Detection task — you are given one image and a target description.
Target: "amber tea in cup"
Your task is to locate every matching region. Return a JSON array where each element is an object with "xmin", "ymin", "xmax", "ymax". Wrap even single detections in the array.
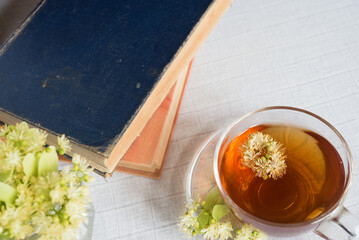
[
  {"xmin": 213, "ymin": 107, "xmax": 357, "ymax": 238},
  {"xmin": 219, "ymin": 124, "xmax": 345, "ymax": 223}
]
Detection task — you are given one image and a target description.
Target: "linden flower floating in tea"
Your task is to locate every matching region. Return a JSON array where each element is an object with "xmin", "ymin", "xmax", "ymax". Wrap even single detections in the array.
[
  {"xmin": 242, "ymin": 131, "xmax": 287, "ymax": 180},
  {"xmin": 178, "ymin": 187, "xmax": 267, "ymax": 240},
  {"xmin": 0, "ymin": 122, "xmax": 94, "ymax": 240}
]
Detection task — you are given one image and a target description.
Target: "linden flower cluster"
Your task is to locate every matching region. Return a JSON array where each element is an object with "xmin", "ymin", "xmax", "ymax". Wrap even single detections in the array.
[
  {"xmin": 234, "ymin": 224, "xmax": 267, "ymax": 240},
  {"xmin": 242, "ymin": 132, "xmax": 286, "ymax": 180},
  {"xmin": 0, "ymin": 122, "xmax": 94, "ymax": 240},
  {"xmin": 178, "ymin": 187, "xmax": 267, "ymax": 240}
]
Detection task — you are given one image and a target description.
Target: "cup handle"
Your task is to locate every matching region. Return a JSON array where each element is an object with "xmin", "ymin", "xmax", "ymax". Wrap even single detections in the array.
[{"xmin": 315, "ymin": 206, "xmax": 359, "ymax": 239}]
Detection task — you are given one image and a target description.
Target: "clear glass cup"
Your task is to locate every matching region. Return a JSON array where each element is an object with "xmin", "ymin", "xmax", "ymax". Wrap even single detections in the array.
[{"xmin": 210, "ymin": 106, "xmax": 358, "ymax": 238}]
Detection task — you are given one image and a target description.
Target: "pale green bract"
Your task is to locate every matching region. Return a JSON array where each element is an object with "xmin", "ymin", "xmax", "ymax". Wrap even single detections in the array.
[
  {"xmin": 178, "ymin": 187, "xmax": 267, "ymax": 240},
  {"xmin": 0, "ymin": 122, "xmax": 94, "ymax": 240}
]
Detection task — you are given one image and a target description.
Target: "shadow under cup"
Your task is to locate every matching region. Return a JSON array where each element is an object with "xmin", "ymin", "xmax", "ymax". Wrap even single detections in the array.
[{"xmin": 213, "ymin": 106, "xmax": 353, "ymax": 238}]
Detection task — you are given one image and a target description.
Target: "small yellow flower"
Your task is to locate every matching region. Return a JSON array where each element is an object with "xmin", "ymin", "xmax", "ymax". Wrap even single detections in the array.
[
  {"xmin": 218, "ymin": 222, "xmax": 233, "ymax": 240},
  {"xmin": 50, "ymin": 186, "xmax": 66, "ymax": 204},
  {"xmin": 57, "ymin": 134, "xmax": 71, "ymax": 155},
  {"xmin": 5, "ymin": 149, "xmax": 22, "ymax": 168},
  {"xmin": 185, "ymin": 195, "xmax": 200, "ymax": 210},
  {"xmin": 235, "ymin": 223, "xmax": 267, "ymax": 240},
  {"xmin": 179, "ymin": 212, "xmax": 199, "ymax": 229},
  {"xmin": 201, "ymin": 221, "xmax": 220, "ymax": 239},
  {"xmin": 242, "ymin": 131, "xmax": 286, "ymax": 180}
]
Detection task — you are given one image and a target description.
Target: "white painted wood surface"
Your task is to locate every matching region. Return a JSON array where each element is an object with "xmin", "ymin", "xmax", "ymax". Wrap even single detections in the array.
[{"xmin": 1, "ymin": 0, "xmax": 359, "ymax": 239}]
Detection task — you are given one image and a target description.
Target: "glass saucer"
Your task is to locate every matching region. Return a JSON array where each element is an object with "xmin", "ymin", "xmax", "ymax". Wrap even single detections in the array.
[{"xmin": 186, "ymin": 130, "xmax": 222, "ymax": 200}]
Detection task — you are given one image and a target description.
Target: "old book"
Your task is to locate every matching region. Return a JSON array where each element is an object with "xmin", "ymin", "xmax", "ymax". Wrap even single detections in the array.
[
  {"xmin": 0, "ymin": 0, "xmax": 231, "ymax": 176},
  {"xmin": 115, "ymin": 61, "xmax": 192, "ymax": 178},
  {"xmin": 59, "ymin": 60, "xmax": 190, "ymax": 178}
]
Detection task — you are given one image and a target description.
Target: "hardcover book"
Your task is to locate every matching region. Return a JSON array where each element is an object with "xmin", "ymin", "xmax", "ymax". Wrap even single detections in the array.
[
  {"xmin": 116, "ymin": 61, "xmax": 192, "ymax": 178},
  {"xmin": 59, "ymin": 61, "xmax": 190, "ymax": 178},
  {"xmin": 0, "ymin": 0, "xmax": 231, "ymax": 176}
]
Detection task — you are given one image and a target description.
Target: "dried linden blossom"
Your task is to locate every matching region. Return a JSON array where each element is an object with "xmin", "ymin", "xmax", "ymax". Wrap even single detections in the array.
[
  {"xmin": 57, "ymin": 134, "xmax": 71, "ymax": 155},
  {"xmin": 242, "ymin": 131, "xmax": 287, "ymax": 180},
  {"xmin": 0, "ymin": 122, "xmax": 94, "ymax": 240},
  {"xmin": 178, "ymin": 187, "xmax": 267, "ymax": 240},
  {"xmin": 234, "ymin": 224, "xmax": 267, "ymax": 240}
]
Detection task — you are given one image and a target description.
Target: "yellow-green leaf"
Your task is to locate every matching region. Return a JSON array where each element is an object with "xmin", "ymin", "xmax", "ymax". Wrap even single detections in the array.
[
  {"xmin": 23, "ymin": 152, "xmax": 39, "ymax": 177},
  {"xmin": 197, "ymin": 211, "xmax": 210, "ymax": 229},
  {"xmin": 38, "ymin": 146, "xmax": 59, "ymax": 176},
  {"xmin": 0, "ymin": 182, "xmax": 17, "ymax": 204},
  {"xmin": 0, "ymin": 169, "xmax": 13, "ymax": 182},
  {"xmin": 212, "ymin": 204, "xmax": 230, "ymax": 221},
  {"xmin": 204, "ymin": 187, "xmax": 224, "ymax": 211}
]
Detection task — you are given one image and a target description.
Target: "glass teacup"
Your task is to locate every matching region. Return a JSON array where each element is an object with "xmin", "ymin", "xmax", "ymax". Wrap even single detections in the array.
[{"xmin": 212, "ymin": 106, "xmax": 359, "ymax": 238}]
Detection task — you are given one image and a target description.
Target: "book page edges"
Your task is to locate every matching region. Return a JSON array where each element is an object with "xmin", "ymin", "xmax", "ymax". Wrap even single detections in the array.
[
  {"xmin": 117, "ymin": 61, "xmax": 189, "ymax": 172},
  {"xmin": 105, "ymin": 0, "xmax": 232, "ymax": 173},
  {"xmin": 151, "ymin": 59, "xmax": 193, "ymax": 169},
  {"xmin": 115, "ymin": 64, "xmax": 189, "ymax": 178},
  {"xmin": 117, "ymin": 83, "xmax": 178, "ymax": 172}
]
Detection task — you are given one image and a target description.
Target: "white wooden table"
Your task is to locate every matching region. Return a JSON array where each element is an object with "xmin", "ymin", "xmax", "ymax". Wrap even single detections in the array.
[{"xmin": 1, "ymin": 0, "xmax": 359, "ymax": 239}]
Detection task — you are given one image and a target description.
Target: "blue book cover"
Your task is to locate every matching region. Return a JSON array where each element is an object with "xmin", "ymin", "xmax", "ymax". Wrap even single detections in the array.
[{"xmin": 0, "ymin": 0, "xmax": 230, "ymax": 174}]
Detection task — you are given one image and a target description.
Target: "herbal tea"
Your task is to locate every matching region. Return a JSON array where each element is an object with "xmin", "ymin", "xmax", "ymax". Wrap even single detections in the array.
[{"xmin": 219, "ymin": 124, "xmax": 345, "ymax": 223}]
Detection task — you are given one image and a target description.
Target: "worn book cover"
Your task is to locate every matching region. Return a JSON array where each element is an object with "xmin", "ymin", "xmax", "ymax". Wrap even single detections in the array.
[{"xmin": 0, "ymin": 0, "xmax": 231, "ymax": 175}]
